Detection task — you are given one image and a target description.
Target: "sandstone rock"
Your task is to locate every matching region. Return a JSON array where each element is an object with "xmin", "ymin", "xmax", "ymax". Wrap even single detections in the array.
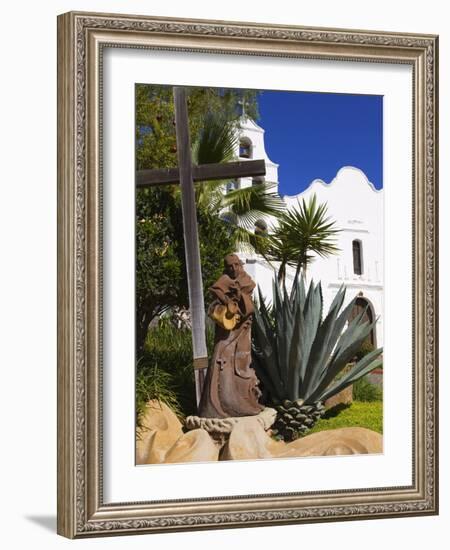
[
  {"xmin": 274, "ymin": 427, "xmax": 382, "ymax": 458},
  {"xmin": 220, "ymin": 417, "xmax": 275, "ymax": 460},
  {"xmin": 137, "ymin": 401, "xmax": 381, "ymax": 464},
  {"xmin": 218, "ymin": 418, "xmax": 381, "ymax": 461},
  {"xmin": 164, "ymin": 429, "xmax": 219, "ymax": 463},
  {"xmin": 136, "ymin": 400, "xmax": 183, "ymax": 464}
]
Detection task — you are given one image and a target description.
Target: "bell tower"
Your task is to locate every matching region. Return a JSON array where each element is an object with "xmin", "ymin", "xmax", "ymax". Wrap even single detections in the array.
[{"xmin": 230, "ymin": 116, "xmax": 279, "ymax": 194}]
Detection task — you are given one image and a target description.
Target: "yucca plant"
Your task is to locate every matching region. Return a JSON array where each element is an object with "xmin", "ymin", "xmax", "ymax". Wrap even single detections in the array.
[
  {"xmin": 252, "ymin": 277, "xmax": 383, "ymax": 441},
  {"xmin": 253, "ymin": 194, "xmax": 340, "ymax": 283}
]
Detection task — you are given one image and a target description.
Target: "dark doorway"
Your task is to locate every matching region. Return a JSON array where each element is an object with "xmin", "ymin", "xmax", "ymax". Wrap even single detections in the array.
[{"xmin": 349, "ymin": 297, "xmax": 375, "ymax": 346}]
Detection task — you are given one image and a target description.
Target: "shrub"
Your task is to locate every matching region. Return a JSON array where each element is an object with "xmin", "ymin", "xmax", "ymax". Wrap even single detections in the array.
[
  {"xmin": 136, "ymin": 315, "xmax": 215, "ymax": 424},
  {"xmin": 354, "ymin": 340, "xmax": 375, "ymax": 362},
  {"xmin": 353, "ymin": 376, "xmax": 383, "ymax": 402},
  {"xmin": 136, "ymin": 363, "xmax": 182, "ymax": 428}
]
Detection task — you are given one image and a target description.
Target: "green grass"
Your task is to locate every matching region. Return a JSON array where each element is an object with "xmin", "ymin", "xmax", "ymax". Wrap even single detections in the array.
[{"xmin": 308, "ymin": 401, "xmax": 383, "ymax": 435}]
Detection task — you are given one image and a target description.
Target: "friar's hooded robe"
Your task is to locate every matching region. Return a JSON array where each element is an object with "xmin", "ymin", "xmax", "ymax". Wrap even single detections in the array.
[{"xmin": 198, "ymin": 268, "xmax": 263, "ymax": 418}]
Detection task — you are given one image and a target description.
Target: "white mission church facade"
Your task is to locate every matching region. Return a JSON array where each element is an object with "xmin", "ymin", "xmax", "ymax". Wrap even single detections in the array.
[{"xmin": 229, "ymin": 116, "xmax": 384, "ymax": 348}]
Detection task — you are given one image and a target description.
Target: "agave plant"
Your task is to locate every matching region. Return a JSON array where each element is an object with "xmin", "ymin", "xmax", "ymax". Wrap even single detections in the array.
[{"xmin": 252, "ymin": 277, "xmax": 383, "ymax": 441}]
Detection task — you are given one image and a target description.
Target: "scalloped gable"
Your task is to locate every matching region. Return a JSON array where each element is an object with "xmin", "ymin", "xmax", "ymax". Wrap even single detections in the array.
[
  {"xmin": 283, "ymin": 166, "xmax": 383, "ymax": 233},
  {"xmin": 284, "ymin": 166, "xmax": 382, "ymax": 204}
]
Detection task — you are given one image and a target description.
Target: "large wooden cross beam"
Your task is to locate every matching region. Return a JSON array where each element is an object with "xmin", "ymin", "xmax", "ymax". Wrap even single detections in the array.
[
  {"xmin": 136, "ymin": 87, "xmax": 266, "ymax": 408},
  {"xmin": 136, "ymin": 159, "xmax": 266, "ymax": 187}
]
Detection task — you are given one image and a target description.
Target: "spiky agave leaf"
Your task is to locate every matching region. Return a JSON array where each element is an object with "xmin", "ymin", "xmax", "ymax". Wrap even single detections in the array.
[
  {"xmin": 286, "ymin": 284, "xmax": 305, "ymax": 400},
  {"xmin": 315, "ymin": 347, "xmax": 384, "ymax": 403},
  {"xmin": 305, "ymin": 315, "xmax": 379, "ymax": 404},
  {"xmin": 297, "ymin": 279, "xmax": 323, "ymax": 392},
  {"xmin": 252, "ymin": 298, "xmax": 284, "ymax": 401},
  {"xmin": 252, "ymin": 277, "xmax": 383, "ymax": 408},
  {"xmin": 256, "ymin": 285, "xmax": 276, "ymax": 343},
  {"xmin": 299, "ymin": 285, "xmax": 348, "ymax": 400},
  {"xmin": 301, "ymin": 292, "xmax": 359, "ymax": 400},
  {"xmin": 273, "ymin": 277, "xmax": 290, "ymax": 390}
]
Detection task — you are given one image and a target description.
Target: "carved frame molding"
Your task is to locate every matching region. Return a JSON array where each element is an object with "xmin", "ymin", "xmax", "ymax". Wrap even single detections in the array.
[{"xmin": 57, "ymin": 11, "xmax": 438, "ymax": 538}]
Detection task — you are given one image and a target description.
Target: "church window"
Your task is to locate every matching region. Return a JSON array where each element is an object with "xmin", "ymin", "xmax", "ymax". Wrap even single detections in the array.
[
  {"xmin": 352, "ymin": 240, "xmax": 363, "ymax": 275},
  {"xmin": 226, "ymin": 180, "xmax": 239, "ymax": 193},
  {"xmin": 239, "ymin": 138, "xmax": 252, "ymax": 158},
  {"xmin": 252, "ymin": 176, "xmax": 264, "ymax": 186}
]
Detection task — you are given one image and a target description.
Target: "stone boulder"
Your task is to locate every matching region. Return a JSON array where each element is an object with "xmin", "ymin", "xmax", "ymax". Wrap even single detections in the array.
[
  {"xmin": 136, "ymin": 400, "xmax": 184, "ymax": 464},
  {"xmin": 275, "ymin": 427, "xmax": 382, "ymax": 458},
  {"xmin": 221, "ymin": 423, "xmax": 381, "ymax": 461},
  {"xmin": 164, "ymin": 429, "xmax": 219, "ymax": 464},
  {"xmin": 220, "ymin": 417, "xmax": 275, "ymax": 460},
  {"xmin": 136, "ymin": 401, "xmax": 382, "ymax": 464}
]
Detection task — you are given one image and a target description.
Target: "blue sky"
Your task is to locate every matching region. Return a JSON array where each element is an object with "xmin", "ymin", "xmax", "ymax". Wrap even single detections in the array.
[{"xmin": 256, "ymin": 90, "xmax": 383, "ymax": 196}]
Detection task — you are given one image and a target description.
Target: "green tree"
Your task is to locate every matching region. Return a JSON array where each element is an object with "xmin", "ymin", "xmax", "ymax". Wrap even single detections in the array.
[
  {"xmin": 136, "ymin": 186, "xmax": 236, "ymax": 355},
  {"xmin": 135, "ymin": 85, "xmax": 274, "ymax": 355},
  {"xmin": 136, "ymin": 85, "xmax": 259, "ymax": 171}
]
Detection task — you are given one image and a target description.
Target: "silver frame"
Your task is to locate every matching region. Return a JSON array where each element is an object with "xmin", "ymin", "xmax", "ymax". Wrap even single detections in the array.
[{"xmin": 57, "ymin": 11, "xmax": 439, "ymax": 538}]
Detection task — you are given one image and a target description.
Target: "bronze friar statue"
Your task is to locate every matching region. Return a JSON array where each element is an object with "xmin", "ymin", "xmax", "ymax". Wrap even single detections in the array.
[{"xmin": 198, "ymin": 254, "xmax": 264, "ymax": 418}]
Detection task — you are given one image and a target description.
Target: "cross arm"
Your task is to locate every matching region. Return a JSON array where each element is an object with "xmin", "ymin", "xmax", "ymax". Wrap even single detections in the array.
[{"xmin": 136, "ymin": 159, "xmax": 266, "ymax": 188}]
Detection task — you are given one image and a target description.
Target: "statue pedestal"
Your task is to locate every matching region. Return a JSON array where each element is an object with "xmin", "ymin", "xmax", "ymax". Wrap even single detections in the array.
[{"xmin": 185, "ymin": 407, "xmax": 277, "ymax": 447}]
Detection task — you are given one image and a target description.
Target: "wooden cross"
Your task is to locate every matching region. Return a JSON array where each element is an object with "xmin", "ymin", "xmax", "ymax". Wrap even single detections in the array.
[{"xmin": 136, "ymin": 87, "xmax": 266, "ymax": 408}]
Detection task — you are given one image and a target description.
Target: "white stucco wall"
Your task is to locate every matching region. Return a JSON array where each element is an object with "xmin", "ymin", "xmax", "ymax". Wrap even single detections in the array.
[{"xmin": 234, "ymin": 119, "xmax": 384, "ymax": 347}]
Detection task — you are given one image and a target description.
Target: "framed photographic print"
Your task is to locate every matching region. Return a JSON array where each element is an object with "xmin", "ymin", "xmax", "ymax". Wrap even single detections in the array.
[{"xmin": 57, "ymin": 11, "xmax": 439, "ymax": 538}]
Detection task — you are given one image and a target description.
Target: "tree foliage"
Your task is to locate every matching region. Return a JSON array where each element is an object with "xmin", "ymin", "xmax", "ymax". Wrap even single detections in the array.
[
  {"xmin": 136, "ymin": 186, "xmax": 236, "ymax": 354},
  {"xmin": 136, "ymin": 85, "xmax": 258, "ymax": 171},
  {"xmin": 135, "ymin": 85, "xmax": 259, "ymax": 354}
]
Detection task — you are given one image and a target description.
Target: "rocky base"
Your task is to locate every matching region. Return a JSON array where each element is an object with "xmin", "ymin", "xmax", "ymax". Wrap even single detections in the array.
[
  {"xmin": 136, "ymin": 400, "xmax": 382, "ymax": 465},
  {"xmin": 185, "ymin": 408, "xmax": 277, "ymax": 446}
]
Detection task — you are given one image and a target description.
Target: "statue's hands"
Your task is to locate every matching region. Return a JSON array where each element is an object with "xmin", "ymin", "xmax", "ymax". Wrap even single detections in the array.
[{"xmin": 228, "ymin": 281, "xmax": 241, "ymax": 300}]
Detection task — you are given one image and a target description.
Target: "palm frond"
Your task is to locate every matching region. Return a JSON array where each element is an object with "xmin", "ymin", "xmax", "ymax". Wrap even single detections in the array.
[
  {"xmin": 221, "ymin": 182, "xmax": 285, "ymax": 230},
  {"xmin": 266, "ymin": 194, "xmax": 340, "ymax": 274},
  {"xmin": 191, "ymin": 112, "xmax": 238, "ymax": 165},
  {"xmin": 195, "ymin": 179, "xmax": 228, "ymax": 211}
]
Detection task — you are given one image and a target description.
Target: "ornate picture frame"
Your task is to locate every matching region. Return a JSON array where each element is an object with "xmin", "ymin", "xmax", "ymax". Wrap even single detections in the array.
[{"xmin": 57, "ymin": 11, "xmax": 438, "ymax": 538}]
